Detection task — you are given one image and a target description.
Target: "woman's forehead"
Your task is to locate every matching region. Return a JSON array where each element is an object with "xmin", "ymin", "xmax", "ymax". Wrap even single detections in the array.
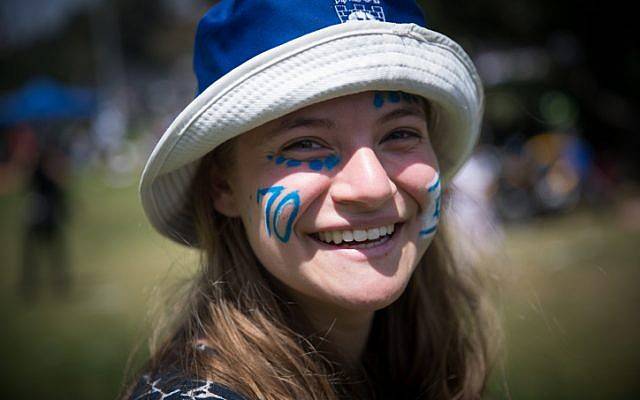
[
  {"xmin": 243, "ymin": 91, "xmax": 427, "ymax": 145},
  {"xmin": 287, "ymin": 91, "xmax": 425, "ymax": 118}
]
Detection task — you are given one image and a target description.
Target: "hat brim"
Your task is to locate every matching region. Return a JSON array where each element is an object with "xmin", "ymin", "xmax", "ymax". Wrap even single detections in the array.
[{"xmin": 140, "ymin": 21, "xmax": 484, "ymax": 247}]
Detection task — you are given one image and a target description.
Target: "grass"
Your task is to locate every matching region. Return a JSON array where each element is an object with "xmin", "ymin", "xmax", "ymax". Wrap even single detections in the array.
[
  {"xmin": 0, "ymin": 169, "xmax": 198, "ymax": 400},
  {"xmin": 1, "ymin": 169, "xmax": 638, "ymax": 399},
  {"xmin": 487, "ymin": 209, "xmax": 640, "ymax": 399}
]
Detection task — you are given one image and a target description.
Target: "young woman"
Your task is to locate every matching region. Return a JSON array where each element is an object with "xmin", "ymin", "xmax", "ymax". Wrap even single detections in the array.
[{"xmin": 127, "ymin": 1, "xmax": 496, "ymax": 399}]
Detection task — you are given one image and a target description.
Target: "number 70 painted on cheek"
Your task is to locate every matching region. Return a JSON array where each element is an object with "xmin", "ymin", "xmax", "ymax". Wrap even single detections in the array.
[{"xmin": 256, "ymin": 186, "xmax": 301, "ymax": 243}]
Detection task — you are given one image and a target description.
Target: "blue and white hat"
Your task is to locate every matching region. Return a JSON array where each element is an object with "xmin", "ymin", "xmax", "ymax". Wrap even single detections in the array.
[{"xmin": 140, "ymin": 0, "xmax": 484, "ymax": 247}]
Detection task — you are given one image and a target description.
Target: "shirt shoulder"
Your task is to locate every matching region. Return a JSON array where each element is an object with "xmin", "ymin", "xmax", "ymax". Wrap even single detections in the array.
[{"xmin": 129, "ymin": 372, "xmax": 248, "ymax": 400}]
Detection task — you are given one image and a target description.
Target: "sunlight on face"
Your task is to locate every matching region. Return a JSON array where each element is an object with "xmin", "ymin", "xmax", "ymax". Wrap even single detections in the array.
[{"xmin": 219, "ymin": 91, "xmax": 440, "ymax": 314}]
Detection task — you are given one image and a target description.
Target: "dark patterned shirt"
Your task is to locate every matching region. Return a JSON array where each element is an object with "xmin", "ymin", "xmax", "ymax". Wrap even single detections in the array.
[{"xmin": 130, "ymin": 373, "xmax": 248, "ymax": 400}]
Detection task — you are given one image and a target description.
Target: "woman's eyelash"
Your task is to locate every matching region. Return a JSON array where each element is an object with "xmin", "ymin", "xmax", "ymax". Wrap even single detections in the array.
[
  {"xmin": 382, "ymin": 130, "xmax": 422, "ymax": 142},
  {"xmin": 282, "ymin": 139, "xmax": 326, "ymax": 151}
]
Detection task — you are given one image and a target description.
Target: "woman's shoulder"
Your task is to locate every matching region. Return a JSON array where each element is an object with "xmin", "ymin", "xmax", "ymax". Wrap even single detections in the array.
[{"xmin": 129, "ymin": 371, "xmax": 248, "ymax": 400}]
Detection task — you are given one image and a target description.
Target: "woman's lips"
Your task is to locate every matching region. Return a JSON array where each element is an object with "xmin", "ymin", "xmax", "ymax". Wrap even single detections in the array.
[
  {"xmin": 312, "ymin": 223, "xmax": 396, "ymax": 245},
  {"xmin": 307, "ymin": 223, "xmax": 404, "ymax": 260}
]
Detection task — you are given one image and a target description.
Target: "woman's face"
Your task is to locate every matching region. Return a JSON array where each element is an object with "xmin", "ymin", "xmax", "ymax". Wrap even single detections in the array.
[{"xmin": 215, "ymin": 91, "xmax": 441, "ymax": 313}]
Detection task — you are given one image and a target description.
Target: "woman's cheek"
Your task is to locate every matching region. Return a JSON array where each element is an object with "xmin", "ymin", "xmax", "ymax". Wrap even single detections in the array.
[
  {"xmin": 253, "ymin": 172, "xmax": 329, "ymax": 244},
  {"xmin": 391, "ymin": 163, "xmax": 440, "ymax": 239},
  {"xmin": 417, "ymin": 171, "xmax": 441, "ymax": 239},
  {"xmin": 255, "ymin": 185, "xmax": 301, "ymax": 244}
]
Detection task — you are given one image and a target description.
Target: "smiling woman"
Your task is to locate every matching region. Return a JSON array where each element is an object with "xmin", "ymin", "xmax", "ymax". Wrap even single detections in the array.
[
  {"xmin": 126, "ymin": 1, "xmax": 494, "ymax": 399},
  {"xmin": 215, "ymin": 92, "xmax": 438, "ymax": 318}
]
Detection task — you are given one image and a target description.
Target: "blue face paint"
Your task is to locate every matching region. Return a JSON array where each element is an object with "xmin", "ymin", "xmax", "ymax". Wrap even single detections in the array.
[
  {"xmin": 323, "ymin": 154, "xmax": 340, "ymax": 170},
  {"xmin": 272, "ymin": 191, "xmax": 300, "ymax": 242},
  {"xmin": 419, "ymin": 173, "xmax": 442, "ymax": 238},
  {"xmin": 401, "ymin": 92, "xmax": 413, "ymax": 103},
  {"xmin": 267, "ymin": 154, "xmax": 341, "ymax": 172},
  {"xmin": 373, "ymin": 92, "xmax": 385, "ymax": 108},
  {"xmin": 373, "ymin": 91, "xmax": 422, "ymax": 108},
  {"xmin": 256, "ymin": 185, "xmax": 300, "ymax": 243},
  {"xmin": 308, "ymin": 159, "xmax": 324, "ymax": 171}
]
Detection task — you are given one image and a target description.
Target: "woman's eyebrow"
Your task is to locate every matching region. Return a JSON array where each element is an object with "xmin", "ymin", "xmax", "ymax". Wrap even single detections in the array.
[
  {"xmin": 376, "ymin": 106, "xmax": 427, "ymax": 125},
  {"xmin": 279, "ymin": 116, "xmax": 336, "ymax": 131},
  {"xmin": 263, "ymin": 116, "xmax": 336, "ymax": 144}
]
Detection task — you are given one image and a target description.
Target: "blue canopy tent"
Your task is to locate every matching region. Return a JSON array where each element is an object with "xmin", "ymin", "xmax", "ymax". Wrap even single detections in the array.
[{"xmin": 0, "ymin": 78, "xmax": 96, "ymax": 127}]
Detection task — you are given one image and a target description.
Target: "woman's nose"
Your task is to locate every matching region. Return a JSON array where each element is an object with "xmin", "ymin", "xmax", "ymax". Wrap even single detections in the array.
[{"xmin": 329, "ymin": 147, "xmax": 397, "ymax": 210}]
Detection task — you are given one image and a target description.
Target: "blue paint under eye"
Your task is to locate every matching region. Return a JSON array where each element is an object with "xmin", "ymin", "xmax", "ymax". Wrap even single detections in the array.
[
  {"xmin": 268, "ymin": 154, "xmax": 341, "ymax": 171},
  {"xmin": 388, "ymin": 91, "xmax": 400, "ymax": 103},
  {"xmin": 256, "ymin": 185, "xmax": 300, "ymax": 243},
  {"xmin": 373, "ymin": 92, "xmax": 385, "ymax": 108},
  {"xmin": 308, "ymin": 159, "xmax": 323, "ymax": 171},
  {"xmin": 324, "ymin": 154, "xmax": 340, "ymax": 170}
]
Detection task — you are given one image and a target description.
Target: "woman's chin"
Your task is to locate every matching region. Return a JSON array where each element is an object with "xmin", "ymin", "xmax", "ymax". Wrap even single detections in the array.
[{"xmin": 322, "ymin": 280, "xmax": 410, "ymax": 312}]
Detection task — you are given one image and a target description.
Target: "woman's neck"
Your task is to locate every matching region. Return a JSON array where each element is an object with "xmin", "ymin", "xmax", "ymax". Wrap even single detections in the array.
[{"xmin": 291, "ymin": 292, "xmax": 374, "ymax": 365}]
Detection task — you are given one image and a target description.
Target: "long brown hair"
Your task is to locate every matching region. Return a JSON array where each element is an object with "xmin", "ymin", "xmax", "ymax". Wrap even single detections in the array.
[{"xmin": 125, "ymin": 138, "xmax": 498, "ymax": 399}]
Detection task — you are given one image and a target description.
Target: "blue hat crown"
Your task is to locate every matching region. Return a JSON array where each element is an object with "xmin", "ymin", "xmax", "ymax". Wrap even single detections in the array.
[{"xmin": 194, "ymin": 0, "xmax": 426, "ymax": 94}]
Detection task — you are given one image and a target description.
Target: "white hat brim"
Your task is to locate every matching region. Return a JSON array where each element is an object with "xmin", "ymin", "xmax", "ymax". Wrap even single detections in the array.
[{"xmin": 140, "ymin": 21, "xmax": 484, "ymax": 247}]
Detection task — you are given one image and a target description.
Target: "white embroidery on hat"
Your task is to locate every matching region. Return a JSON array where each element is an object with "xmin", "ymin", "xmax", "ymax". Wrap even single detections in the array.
[{"xmin": 334, "ymin": 0, "xmax": 386, "ymax": 23}]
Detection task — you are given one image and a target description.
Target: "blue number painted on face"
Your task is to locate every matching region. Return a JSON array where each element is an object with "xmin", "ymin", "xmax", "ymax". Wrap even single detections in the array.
[
  {"xmin": 273, "ymin": 191, "xmax": 300, "ymax": 242},
  {"xmin": 256, "ymin": 186, "xmax": 285, "ymax": 237},
  {"xmin": 268, "ymin": 154, "xmax": 341, "ymax": 172},
  {"xmin": 256, "ymin": 185, "xmax": 300, "ymax": 243},
  {"xmin": 419, "ymin": 173, "xmax": 442, "ymax": 238}
]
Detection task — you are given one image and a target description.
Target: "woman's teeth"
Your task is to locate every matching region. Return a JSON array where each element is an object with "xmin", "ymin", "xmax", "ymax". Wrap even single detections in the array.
[{"xmin": 316, "ymin": 224, "xmax": 395, "ymax": 245}]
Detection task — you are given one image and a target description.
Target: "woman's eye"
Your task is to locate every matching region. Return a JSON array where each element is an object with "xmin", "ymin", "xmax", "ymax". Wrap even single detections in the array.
[
  {"xmin": 282, "ymin": 139, "xmax": 326, "ymax": 151},
  {"xmin": 382, "ymin": 130, "xmax": 422, "ymax": 143}
]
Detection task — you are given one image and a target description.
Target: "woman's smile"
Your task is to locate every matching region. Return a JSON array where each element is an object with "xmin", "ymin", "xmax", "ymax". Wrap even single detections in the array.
[{"xmin": 306, "ymin": 221, "xmax": 403, "ymax": 261}]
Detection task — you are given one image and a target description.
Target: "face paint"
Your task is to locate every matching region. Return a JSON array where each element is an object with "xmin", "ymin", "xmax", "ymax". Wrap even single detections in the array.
[
  {"xmin": 419, "ymin": 172, "xmax": 441, "ymax": 238},
  {"xmin": 373, "ymin": 92, "xmax": 385, "ymax": 108},
  {"xmin": 267, "ymin": 154, "xmax": 341, "ymax": 172},
  {"xmin": 373, "ymin": 91, "xmax": 422, "ymax": 108},
  {"xmin": 256, "ymin": 185, "xmax": 301, "ymax": 243}
]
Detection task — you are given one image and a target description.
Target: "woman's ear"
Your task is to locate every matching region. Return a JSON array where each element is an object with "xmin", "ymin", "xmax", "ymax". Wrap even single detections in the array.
[{"xmin": 211, "ymin": 175, "xmax": 240, "ymax": 217}]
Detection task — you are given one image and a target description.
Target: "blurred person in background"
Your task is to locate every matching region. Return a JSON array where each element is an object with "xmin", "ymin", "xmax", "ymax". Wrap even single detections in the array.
[
  {"xmin": 524, "ymin": 132, "xmax": 593, "ymax": 214},
  {"xmin": 495, "ymin": 131, "xmax": 595, "ymax": 222},
  {"xmin": 19, "ymin": 133, "xmax": 71, "ymax": 301},
  {"xmin": 125, "ymin": 1, "xmax": 497, "ymax": 399}
]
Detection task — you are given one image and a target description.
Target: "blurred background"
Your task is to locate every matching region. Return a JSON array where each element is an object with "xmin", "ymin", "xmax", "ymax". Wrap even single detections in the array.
[{"xmin": 0, "ymin": 0, "xmax": 638, "ymax": 399}]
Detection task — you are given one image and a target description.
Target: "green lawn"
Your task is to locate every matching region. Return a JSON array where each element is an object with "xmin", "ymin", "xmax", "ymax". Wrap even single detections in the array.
[
  {"xmin": 1, "ymin": 170, "xmax": 638, "ymax": 399},
  {"xmin": 0, "ymin": 170, "xmax": 198, "ymax": 399},
  {"xmin": 487, "ymin": 210, "xmax": 640, "ymax": 399}
]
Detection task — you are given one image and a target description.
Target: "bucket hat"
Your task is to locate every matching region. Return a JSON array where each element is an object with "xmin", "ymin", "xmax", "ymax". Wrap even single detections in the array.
[{"xmin": 140, "ymin": 0, "xmax": 484, "ymax": 247}]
